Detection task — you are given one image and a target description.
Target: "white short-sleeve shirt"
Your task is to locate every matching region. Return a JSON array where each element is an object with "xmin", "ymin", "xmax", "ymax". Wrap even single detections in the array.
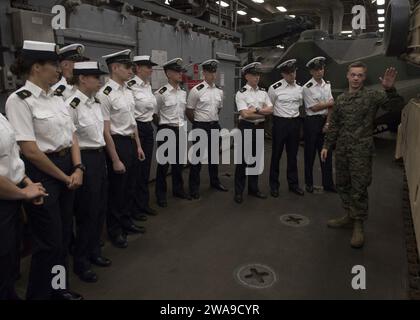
[
  {"xmin": 127, "ymin": 75, "xmax": 157, "ymax": 123},
  {"xmin": 186, "ymin": 81, "xmax": 223, "ymax": 122},
  {"xmin": 97, "ymin": 79, "xmax": 137, "ymax": 136},
  {"xmin": 5, "ymin": 80, "xmax": 76, "ymax": 153},
  {"xmin": 235, "ymin": 84, "xmax": 272, "ymax": 124},
  {"xmin": 0, "ymin": 113, "xmax": 25, "ymax": 184},
  {"xmin": 154, "ymin": 83, "xmax": 187, "ymax": 127},
  {"xmin": 66, "ymin": 89, "xmax": 106, "ymax": 149},
  {"xmin": 302, "ymin": 78, "xmax": 334, "ymax": 116},
  {"xmin": 268, "ymin": 79, "xmax": 303, "ymax": 118}
]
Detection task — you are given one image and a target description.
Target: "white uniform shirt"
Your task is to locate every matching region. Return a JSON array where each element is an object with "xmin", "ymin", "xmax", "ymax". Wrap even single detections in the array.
[
  {"xmin": 268, "ymin": 79, "xmax": 303, "ymax": 118},
  {"xmin": 302, "ymin": 78, "xmax": 333, "ymax": 116},
  {"xmin": 154, "ymin": 83, "xmax": 187, "ymax": 127},
  {"xmin": 6, "ymin": 80, "xmax": 76, "ymax": 153},
  {"xmin": 186, "ymin": 81, "xmax": 223, "ymax": 122},
  {"xmin": 127, "ymin": 75, "xmax": 157, "ymax": 122},
  {"xmin": 51, "ymin": 76, "xmax": 76, "ymax": 100},
  {"xmin": 66, "ymin": 90, "xmax": 106, "ymax": 149},
  {"xmin": 97, "ymin": 79, "xmax": 137, "ymax": 136},
  {"xmin": 0, "ymin": 114, "xmax": 25, "ymax": 184},
  {"xmin": 235, "ymin": 84, "xmax": 272, "ymax": 124}
]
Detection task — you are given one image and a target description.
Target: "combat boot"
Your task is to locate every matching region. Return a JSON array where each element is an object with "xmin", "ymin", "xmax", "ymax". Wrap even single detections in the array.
[
  {"xmin": 327, "ymin": 214, "xmax": 353, "ymax": 228},
  {"xmin": 350, "ymin": 220, "xmax": 364, "ymax": 248}
]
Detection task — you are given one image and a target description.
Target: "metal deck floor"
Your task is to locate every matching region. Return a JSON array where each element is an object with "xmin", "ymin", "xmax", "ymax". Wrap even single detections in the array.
[{"xmin": 16, "ymin": 136, "xmax": 408, "ymax": 299}]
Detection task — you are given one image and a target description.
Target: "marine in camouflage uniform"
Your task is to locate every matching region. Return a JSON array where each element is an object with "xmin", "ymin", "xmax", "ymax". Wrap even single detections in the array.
[{"xmin": 322, "ymin": 62, "xmax": 404, "ymax": 248}]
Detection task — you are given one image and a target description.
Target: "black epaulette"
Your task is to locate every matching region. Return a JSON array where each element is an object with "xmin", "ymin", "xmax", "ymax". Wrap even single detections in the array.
[
  {"xmin": 273, "ymin": 81, "xmax": 282, "ymax": 89},
  {"xmin": 326, "ymin": 80, "xmax": 330, "ymax": 84},
  {"xmin": 215, "ymin": 85, "xmax": 222, "ymax": 90},
  {"xmin": 54, "ymin": 85, "xmax": 66, "ymax": 96},
  {"xmin": 197, "ymin": 84, "xmax": 205, "ymax": 91},
  {"xmin": 180, "ymin": 86, "xmax": 186, "ymax": 91},
  {"xmin": 127, "ymin": 79, "xmax": 137, "ymax": 88},
  {"xmin": 239, "ymin": 87, "xmax": 247, "ymax": 93},
  {"xmin": 159, "ymin": 86, "xmax": 167, "ymax": 95},
  {"xmin": 70, "ymin": 97, "xmax": 81, "ymax": 109},
  {"xmin": 94, "ymin": 97, "xmax": 101, "ymax": 104},
  {"xmin": 306, "ymin": 82, "xmax": 313, "ymax": 88},
  {"xmin": 103, "ymin": 86, "xmax": 112, "ymax": 96},
  {"xmin": 16, "ymin": 90, "xmax": 32, "ymax": 100},
  {"xmin": 259, "ymin": 87, "xmax": 266, "ymax": 91}
]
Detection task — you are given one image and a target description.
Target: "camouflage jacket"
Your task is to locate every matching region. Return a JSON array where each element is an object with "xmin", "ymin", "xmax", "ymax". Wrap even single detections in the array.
[{"xmin": 323, "ymin": 87, "xmax": 404, "ymax": 152}]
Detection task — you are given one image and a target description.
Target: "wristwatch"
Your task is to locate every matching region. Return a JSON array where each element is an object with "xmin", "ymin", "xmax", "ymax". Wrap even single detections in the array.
[{"xmin": 73, "ymin": 163, "xmax": 86, "ymax": 173}]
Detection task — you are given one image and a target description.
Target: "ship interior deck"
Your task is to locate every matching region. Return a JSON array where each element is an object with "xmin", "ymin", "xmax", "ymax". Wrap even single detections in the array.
[{"xmin": 16, "ymin": 135, "xmax": 408, "ymax": 299}]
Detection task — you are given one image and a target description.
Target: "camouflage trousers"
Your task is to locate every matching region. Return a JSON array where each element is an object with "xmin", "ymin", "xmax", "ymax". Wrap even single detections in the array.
[{"xmin": 335, "ymin": 146, "xmax": 373, "ymax": 220}]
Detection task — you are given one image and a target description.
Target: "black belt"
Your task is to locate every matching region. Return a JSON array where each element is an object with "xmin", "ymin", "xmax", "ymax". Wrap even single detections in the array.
[
  {"xmin": 80, "ymin": 147, "xmax": 104, "ymax": 153},
  {"xmin": 239, "ymin": 120, "xmax": 263, "ymax": 126},
  {"xmin": 136, "ymin": 120, "xmax": 153, "ymax": 124},
  {"xmin": 46, "ymin": 148, "xmax": 70, "ymax": 158},
  {"xmin": 111, "ymin": 134, "xmax": 135, "ymax": 140},
  {"xmin": 194, "ymin": 121, "xmax": 219, "ymax": 125},
  {"xmin": 307, "ymin": 114, "xmax": 327, "ymax": 118},
  {"xmin": 273, "ymin": 116, "xmax": 300, "ymax": 120}
]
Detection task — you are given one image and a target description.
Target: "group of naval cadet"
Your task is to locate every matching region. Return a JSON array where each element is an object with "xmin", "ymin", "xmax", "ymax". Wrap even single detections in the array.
[{"xmin": 0, "ymin": 39, "xmax": 404, "ymax": 300}]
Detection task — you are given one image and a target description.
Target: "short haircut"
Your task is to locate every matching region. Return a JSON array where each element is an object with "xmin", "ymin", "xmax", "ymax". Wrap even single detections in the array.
[{"xmin": 348, "ymin": 61, "xmax": 367, "ymax": 72}]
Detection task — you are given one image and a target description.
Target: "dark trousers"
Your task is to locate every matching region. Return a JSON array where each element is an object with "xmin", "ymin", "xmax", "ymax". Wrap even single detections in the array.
[
  {"xmin": 303, "ymin": 115, "xmax": 334, "ymax": 188},
  {"xmin": 0, "ymin": 199, "xmax": 20, "ymax": 300},
  {"xmin": 106, "ymin": 135, "xmax": 137, "ymax": 238},
  {"xmin": 134, "ymin": 121, "xmax": 155, "ymax": 211},
  {"xmin": 73, "ymin": 149, "xmax": 107, "ymax": 273},
  {"xmin": 155, "ymin": 125, "xmax": 185, "ymax": 201},
  {"xmin": 189, "ymin": 121, "xmax": 221, "ymax": 194},
  {"xmin": 269, "ymin": 116, "xmax": 301, "ymax": 191},
  {"xmin": 23, "ymin": 152, "xmax": 74, "ymax": 300},
  {"xmin": 234, "ymin": 120, "xmax": 260, "ymax": 195}
]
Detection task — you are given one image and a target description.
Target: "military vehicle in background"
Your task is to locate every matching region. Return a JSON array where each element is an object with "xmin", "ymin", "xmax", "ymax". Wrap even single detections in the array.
[{"xmin": 238, "ymin": 1, "xmax": 420, "ymax": 135}]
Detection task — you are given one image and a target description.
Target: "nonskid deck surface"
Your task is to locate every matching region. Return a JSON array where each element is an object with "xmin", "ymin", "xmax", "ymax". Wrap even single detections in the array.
[{"xmin": 16, "ymin": 137, "xmax": 408, "ymax": 299}]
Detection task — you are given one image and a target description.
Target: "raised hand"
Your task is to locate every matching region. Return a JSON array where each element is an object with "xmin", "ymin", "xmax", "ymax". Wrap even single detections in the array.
[{"xmin": 379, "ymin": 67, "xmax": 398, "ymax": 90}]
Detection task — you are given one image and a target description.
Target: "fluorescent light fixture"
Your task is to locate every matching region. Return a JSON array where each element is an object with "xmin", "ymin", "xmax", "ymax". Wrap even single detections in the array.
[
  {"xmin": 341, "ymin": 30, "xmax": 352, "ymax": 34},
  {"xmin": 276, "ymin": 6, "xmax": 287, "ymax": 12},
  {"xmin": 348, "ymin": 35, "xmax": 352, "ymax": 38},
  {"xmin": 237, "ymin": 10, "xmax": 247, "ymax": 15},
  {"xmin": 288, "ymin": 15, "xmax": 296, "ymax": 18},
  {"xmin": 378, "ymin": 16, "xmax": 385, "ymax": 22},
  {"xmin": 216, "ymin": 1, "xmax": 229, "ymax": 7},
  {"xmin": 377, "ymin": 9, "xmax": 385, "ymax": 14},
  {"xmin": 251, "ymin": 17, "xmax": 261, "ymax": 22},
  {"xmin": 252, "ymin": 0, "xmax": 264, "ymax": 3},
  {"xmin": 378, "ymin": 23, "xmax": 385, "ymax": 28},
  {"xmin": 379, "ymin": 28, "xmax": 384, "ymax": 32},
  {"xmin": 277, "ymin": 44, "xmax": 285, "ymax": 49},
  {"xmin": 377, "ymin": 0, "xmax": 385, "ymax": 5}
]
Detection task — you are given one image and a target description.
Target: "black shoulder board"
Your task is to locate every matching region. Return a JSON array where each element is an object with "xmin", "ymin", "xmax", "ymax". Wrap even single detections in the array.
[
  {"xmin": 259, "ymin": 87, "xmax": 266, "ymax": 91},
  {"xmin": 54, "ymin": 85, "xmax": 66, "ymax": 96},
  {"xmin": 16, "ymin": 90, "xmax": 32, "ymax": 100},
  {"xmin": 103, "ymin": 86, "xmax": 112, "ymax": 96},
  {"xmin": 197, "ymin": 84, "xmax": 205, "ymax": 91},
  {"xmin": 239, "ymin": 87, "xmax": 247, "ymax": 93},
  {"xmin": 326, "ymin": 80, "xmax": 330, "ymax": 84},
  {"xmin": 94, "ymin": 97, "xmax": 101, "ymax": 104},
  {"xmin": 306, "ymin": 82, "xmax": 313, "ymax": 88},
  {"xmin": 215, "ymin": 84, "xmax": 222, "ymax": 90},
  {"xmin": 273, "ymin": 82, "xmax": 282, "ymax": 89},
  {"xmin": 180, "ymin": 86, "xmax": 186, "ymax": 91},
  {"xmin": 70, "ymin": 97, "xmax": 81, "ymax": 109},
  {"xmin": 159, "ymin": 86, "xmax": 167, "ymax": 95},
  {"xmin": 127, "ymin": 79, "xmax": 136, "ymax": 87}
]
